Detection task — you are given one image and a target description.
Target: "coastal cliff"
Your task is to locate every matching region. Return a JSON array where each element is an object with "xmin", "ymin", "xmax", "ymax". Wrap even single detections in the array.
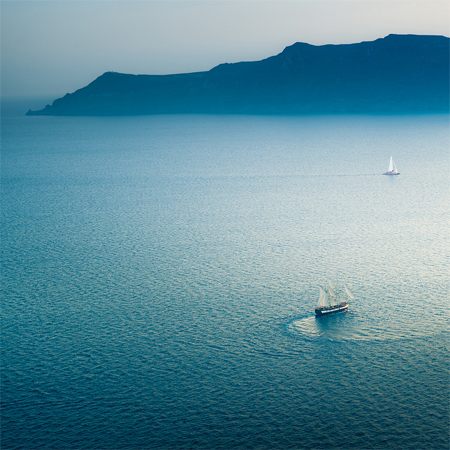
[{"xmin": 27, "ymin": 34, "xmax": 449, "ymax": 116}]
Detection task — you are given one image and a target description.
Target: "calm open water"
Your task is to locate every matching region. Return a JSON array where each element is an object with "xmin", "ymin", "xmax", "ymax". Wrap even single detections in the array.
[{"xmin": 2, "ymin": 101, "xmax": 449, "ymax": 449}]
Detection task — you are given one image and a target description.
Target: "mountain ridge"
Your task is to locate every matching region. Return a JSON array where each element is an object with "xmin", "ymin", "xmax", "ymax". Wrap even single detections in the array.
[{"xmin": 27, "ymin": 34, "xmax": 450, "ymax": 116}]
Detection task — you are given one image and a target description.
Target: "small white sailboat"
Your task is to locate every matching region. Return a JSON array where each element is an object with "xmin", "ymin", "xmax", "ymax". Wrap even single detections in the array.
[
  {"xmin": 383, "ymin": 156, "xmax": 400, "ymax": 175},
  {"xmin": 315, "ymin": 281, "xmax": 354, "ymax": 316}
]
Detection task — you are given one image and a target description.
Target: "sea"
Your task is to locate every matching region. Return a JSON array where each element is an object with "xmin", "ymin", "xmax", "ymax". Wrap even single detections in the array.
[{"xmin": 2, "ymin": 99, "xmax": 449, "ymax": 450}]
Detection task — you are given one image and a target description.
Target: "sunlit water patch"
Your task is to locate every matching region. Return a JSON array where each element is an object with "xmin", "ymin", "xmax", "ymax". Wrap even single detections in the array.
[{"xmin": 2, "ymin": 111, "xmax": 448, "ymax": 450}]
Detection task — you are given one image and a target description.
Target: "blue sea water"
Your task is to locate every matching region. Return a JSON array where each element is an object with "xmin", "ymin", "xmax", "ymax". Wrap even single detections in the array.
[{"xmin": 1, "ymin": 101, "xmax": 449, "ymax": 449}]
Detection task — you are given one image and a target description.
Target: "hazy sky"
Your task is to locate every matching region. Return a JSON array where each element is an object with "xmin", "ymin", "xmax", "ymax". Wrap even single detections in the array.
[{"xmin": 2, "ymin": 0, "xmax": 449, "ymax": 98}]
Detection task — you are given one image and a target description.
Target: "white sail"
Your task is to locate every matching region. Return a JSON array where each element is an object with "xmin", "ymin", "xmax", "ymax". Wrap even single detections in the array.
[
  {"xmin": 317, "ymin": 287, "xmax": 328, "ymax": 307},
  {"xmin": 328, "ymin": 281, "xmax": 338, "ymax": 306},
  {"xmin": 328, "ymin": 282, "xmax": 336, "ymax": 298},
  {"xmin": 393, "ymin": 160, "xmax": 398, "ymax": 173},
  {"xmin": 388, "ymin": 156, "xmax": 394, "ymax": 172},
  {"xmin": 344, "ymin": 285, "xmax": 355, "ymax": 300}
]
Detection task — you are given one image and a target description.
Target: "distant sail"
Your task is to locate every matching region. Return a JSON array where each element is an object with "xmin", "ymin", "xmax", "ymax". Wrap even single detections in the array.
[
  {"xmin": 344, "ymin": 285, "xmax": 355, "ymax": 300},
  {"xmin": 384, "ymin": 156, "xmax": 400, "ymax": 175}
]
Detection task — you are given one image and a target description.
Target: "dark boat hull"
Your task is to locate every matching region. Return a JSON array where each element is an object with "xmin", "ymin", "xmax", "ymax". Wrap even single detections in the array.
[
  {"xmin": 315, "ymin": 302, "xmax": 349, "ymax": 316},
  {"xmin": 383, "ymin": 172, "xmax": 400, "ymax": 175}
]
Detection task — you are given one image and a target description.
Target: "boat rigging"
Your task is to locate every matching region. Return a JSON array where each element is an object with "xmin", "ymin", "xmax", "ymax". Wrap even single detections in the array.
[{"xmin": 315, "ymin": 281, "xmax": 354, "ymax": 316}]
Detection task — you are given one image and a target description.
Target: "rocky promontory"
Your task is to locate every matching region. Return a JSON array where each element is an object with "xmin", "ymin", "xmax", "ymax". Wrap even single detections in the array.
[{"xmin": 27, "ymin": 34, "xmax": 449, "ymax": 116}]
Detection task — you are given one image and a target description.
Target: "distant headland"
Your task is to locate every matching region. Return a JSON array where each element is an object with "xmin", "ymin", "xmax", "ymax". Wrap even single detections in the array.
[{"xmin": 27, "ymin": 34, "xmax": 449, "ymax": 116}]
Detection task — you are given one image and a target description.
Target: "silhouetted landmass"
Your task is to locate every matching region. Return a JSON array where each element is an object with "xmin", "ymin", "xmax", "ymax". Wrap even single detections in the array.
[{"xmin": 27, "ymin": 34, "xmax": 449, "ymax": 116}]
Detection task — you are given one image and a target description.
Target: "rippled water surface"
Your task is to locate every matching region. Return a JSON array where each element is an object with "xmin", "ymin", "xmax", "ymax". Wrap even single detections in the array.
[{"xmin": 2, "ymin": 105, "xmax": 449, "ymax": 449}]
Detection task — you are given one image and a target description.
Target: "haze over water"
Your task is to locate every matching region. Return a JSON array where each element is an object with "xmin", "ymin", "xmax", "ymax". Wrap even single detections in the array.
[{"xmin": 2, "ymin": 105, "xmax": 448, "ymax": 449}]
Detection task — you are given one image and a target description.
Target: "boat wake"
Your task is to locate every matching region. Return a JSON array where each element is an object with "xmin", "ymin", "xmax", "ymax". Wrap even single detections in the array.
[{"xmin": 288, "ymin": 312, "xmax": 432, "ymax": 342}]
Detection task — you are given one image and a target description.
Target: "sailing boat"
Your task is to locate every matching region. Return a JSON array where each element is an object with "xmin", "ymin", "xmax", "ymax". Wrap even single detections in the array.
[
  {"xmin": 315, "ymin": 281, "xmax": 354, "ymax": 316},
  {"xmin": 383, "ymin": 156, "xmax": 400, "ymax": 175}
]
